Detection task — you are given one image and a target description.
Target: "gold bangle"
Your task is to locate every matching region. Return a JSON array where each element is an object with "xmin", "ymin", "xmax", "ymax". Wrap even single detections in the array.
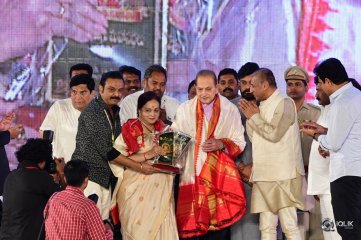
[
  {"xmin": 144, "ymin": 152, "xmax": 147, "ymax": 160},
  {"xmin": 140, "ymin": 162, "xmax": 143, "ymax": 171}
]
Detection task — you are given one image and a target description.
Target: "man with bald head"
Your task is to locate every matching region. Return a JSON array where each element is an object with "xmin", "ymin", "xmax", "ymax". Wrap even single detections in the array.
[{"xmin": 240, "ymin": 68, "xmax": 306, "ymax": 240}]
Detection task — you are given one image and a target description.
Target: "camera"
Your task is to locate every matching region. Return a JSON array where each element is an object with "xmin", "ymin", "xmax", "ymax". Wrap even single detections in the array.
[{"xmin": 42, "ymin": 130, "xmax": 57, "ymax": 174}]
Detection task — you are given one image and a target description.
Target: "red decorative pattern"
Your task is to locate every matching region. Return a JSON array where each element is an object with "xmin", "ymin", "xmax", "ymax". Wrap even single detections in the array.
[
  {"xmin": 297, "ymin": 0, "xmax": 337, "ymax": 100},
  {"xmin": 121, "ymin": 118, "xmax": 166, "ymax": 155}
]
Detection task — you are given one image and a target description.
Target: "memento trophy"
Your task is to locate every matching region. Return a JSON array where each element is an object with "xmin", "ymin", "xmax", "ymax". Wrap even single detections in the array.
[{"xmin": 152, "ymin": 130, "xmax": 192, "ymax": 174}]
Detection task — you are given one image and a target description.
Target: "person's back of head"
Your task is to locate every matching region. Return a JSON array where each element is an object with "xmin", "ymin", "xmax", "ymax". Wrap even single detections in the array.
[
  {"xmin": 313, "ymin": 58, "xmax": 349, "ymax": 85},
  {"xmin": 349, "ymin": 78, "xmax": 361, "ymax": 91},
  {"xmin": 69, "ymin": 63, "xmax": 93, "ymax": 78},
  {"xmin": 254, "ymin": 68, "xmax": 277, "ymax": 88},
  {"xmin": 16, "ymin": 138, "xmax": 52, "ymax": 165},
  {"xmin": 64, "ymin": 160, "xmax": 89, "ymax": 188}
]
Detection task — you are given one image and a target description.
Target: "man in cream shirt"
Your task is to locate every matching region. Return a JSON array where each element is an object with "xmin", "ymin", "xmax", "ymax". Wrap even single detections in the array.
[
  {"xmin": 240, "ymin": 68, "xmax": 306, "ymax": 240},
  {"xmin": 40, "ymin": 73, "xmax": 95, "ymax": 162},
  {"xmin": 119, "ymin": 64, "xmax": 179, "ymax": 126}
]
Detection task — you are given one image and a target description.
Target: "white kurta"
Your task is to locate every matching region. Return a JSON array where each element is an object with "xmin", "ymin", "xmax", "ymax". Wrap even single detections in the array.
[
  {"xmin": 119, "ymin": 90, "xmax": 180, "ymax": 126},
  {"xmin": 171, "ymin": 95, "xmax": 246, "ymax": 185},
  {"xmin": 40, "ymin": 98, "xmax": 80, "ymax": 162},
  {"xmin": 307, "ymin": 105, "xmax": 331, "ymax": 195}
]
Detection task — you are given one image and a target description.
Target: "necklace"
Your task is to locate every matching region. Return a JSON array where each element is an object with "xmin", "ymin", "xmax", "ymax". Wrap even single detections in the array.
[{"xmin": 140, "ymin": 121, "xmax": 155, "ymax": 133}]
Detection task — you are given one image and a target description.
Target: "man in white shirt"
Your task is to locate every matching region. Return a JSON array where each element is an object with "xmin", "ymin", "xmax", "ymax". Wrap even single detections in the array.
[
  {"xmin": 302, "ymin": 58, "xmax": 361, "ymax": 240},
  {"xmin": 40, "ymin": 73, "xmax": 95, "ymax": 162},
  {"xmin": 307, "ymin": 78, "xmax": 341, "ymax": 240},
  {"xmin": 119, "ymin": 64, "xmax": 180, "ymax": 125}
]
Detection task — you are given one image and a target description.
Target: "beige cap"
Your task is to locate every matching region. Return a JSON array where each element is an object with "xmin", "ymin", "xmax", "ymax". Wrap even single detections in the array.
[{"xmin": 284, "ymin": 66, "xmax": 309, "ymax": 83}]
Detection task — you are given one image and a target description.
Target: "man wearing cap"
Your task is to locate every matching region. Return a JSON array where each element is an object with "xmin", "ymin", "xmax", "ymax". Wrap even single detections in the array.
[
  {"xmin": 285, "ymin": 66, "xmax": 320, "ymax": 169},
  {"xmin": 285, "ymin": 66, "xmax": 321, "ymax": 240}
]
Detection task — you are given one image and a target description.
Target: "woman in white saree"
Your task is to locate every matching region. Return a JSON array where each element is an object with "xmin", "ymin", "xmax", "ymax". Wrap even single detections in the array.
[{"xmin": 109, "ymin": 91, "xmax": 178, "ymax": 240}]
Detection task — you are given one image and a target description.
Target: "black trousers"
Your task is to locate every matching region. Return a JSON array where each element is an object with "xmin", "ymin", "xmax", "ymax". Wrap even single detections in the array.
[
  {"xmin": 330, "ymin": 176, "xmax": 361, "ymax": 240},
  {"xmin": 180, "ymin": 227, "xmax": 230, "ymax": 240}
]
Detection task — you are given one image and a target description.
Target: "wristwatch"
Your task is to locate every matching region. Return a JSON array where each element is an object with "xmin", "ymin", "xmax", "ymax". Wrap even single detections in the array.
[
  {"xmin": 312, "ymin": 132, "xmax": 319, "ymax": 140},
  {"xmin": 219, "ymin": 143, "xmax": 226, "ymax": 152}
]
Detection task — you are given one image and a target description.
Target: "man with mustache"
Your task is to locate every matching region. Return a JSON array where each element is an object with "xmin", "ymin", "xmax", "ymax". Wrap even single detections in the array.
[
  {"xmin": 238, "ymin": 62, "xmax": 260, "ymax": 103},
  {"xmin": 119, "ymin": 65, "xmax": 141, "ymax": 99},
  {"xmin": 285, "ymin": 66, "xmax": 321, "ymax": 240},
  {"xmin": 72, "ymin": 71, "xmax": 124, "ymax": 220},
  {"xmin": 218, "ymin": 68, "xmax": 240, "ymax": 101},
  {"xmin": 119, "ymin": 64, "xmax": 180, "ymax": 125},
  {"xmin": 232, "ymin": 62, "xmax": 261, "ymax": 240}
]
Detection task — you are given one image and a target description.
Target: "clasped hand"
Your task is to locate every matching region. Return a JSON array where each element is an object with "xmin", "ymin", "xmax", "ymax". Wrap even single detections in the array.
[
  {"xmin": 202, "ymin": 138, "xmax": 223, "ymax": 152},
  {"xmin": 239, "ymin": 99, "xmax": 259, "ymax": 119}
]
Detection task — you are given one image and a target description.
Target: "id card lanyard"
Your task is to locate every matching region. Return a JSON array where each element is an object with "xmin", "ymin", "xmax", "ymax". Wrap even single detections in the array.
[{"xmin": 104, "ymin": 109, "xmax": 115, "ymax": 144}]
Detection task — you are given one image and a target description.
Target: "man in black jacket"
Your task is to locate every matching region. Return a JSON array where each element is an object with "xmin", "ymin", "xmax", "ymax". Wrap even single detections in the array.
[
  {"xmin": 72, "ymin": 71, "xmax": 123, "ymax": 220},
  {"xmin": 0, "ymin": 139, "xmax": 62, "ymax": 240}
]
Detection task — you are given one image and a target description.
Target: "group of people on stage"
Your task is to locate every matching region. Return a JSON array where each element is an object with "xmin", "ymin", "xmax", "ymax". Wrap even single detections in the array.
[{"xmin": 0, "ymin": 58, "xmax": 361, "ymax": 240}]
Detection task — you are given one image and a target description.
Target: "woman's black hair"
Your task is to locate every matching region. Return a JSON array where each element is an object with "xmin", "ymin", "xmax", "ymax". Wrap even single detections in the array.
[{"xmin": 137, "ymin": 91, "xmax": 161, "ymax": 112}]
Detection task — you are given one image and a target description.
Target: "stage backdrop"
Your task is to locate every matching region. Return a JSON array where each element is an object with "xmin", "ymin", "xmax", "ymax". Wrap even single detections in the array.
[{"xmin": 1, "ymin": 0, "xmax": 361, "ymax": 168}]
